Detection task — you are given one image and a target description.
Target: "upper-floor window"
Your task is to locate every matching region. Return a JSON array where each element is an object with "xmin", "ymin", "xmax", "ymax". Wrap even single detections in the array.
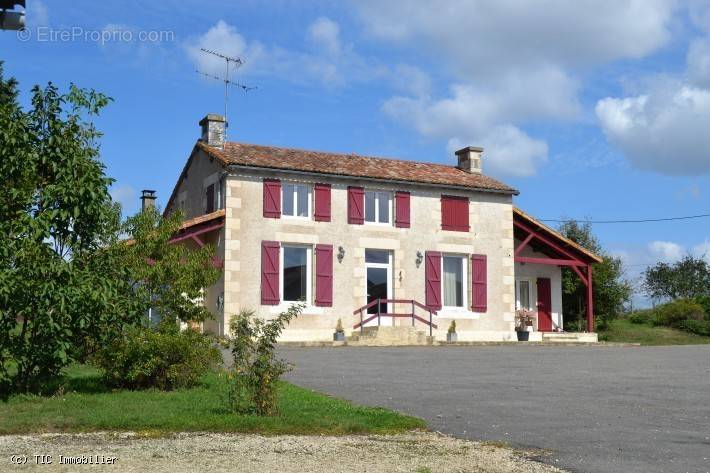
[
  {"xmin": 283, "ymin": 183, "xmax": 311, "ymax": 218},
  {"xmin": 441, "ymin": 195, "xmax": 469, "ymax": 232},
  {"xmin": 205, "ymin": 184, "xmax": 215, "ymax": 213},
  {"xmin": 365, "ymin": 191, "xmax": 391, "ymax": 224}
]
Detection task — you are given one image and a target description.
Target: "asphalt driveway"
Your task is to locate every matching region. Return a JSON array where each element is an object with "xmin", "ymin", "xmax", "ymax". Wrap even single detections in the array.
[{"xmin": 280, "ymin": 345, "xmax": 710, "ymax": 473}]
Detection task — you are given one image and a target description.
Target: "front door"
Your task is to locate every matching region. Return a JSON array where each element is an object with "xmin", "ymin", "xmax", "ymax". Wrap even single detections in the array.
[
  {"xmin": 536, "ymin": 277, "xmax": 553, "ymax": 331},
  {"xmin": 365, "ymin": 249, "xmax": 392, "ymax": 326}
]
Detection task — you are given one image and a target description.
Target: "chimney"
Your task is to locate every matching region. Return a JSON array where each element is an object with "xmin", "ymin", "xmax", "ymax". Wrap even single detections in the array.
[
  {"xmin": 455, "ymin": 146, "xmax": 484, "ymax": 174},
  {"xmin": 199, "ymin": 114, "xmax": 226, "ymax": 148},
  {"xmin": 140, "ymin": 189, "xmax": 157, "ymax": 212}
]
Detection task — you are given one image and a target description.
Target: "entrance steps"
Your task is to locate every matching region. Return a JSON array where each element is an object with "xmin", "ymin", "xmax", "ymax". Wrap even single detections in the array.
[
  {"xmin": 347, "ymin": 326, "xmax": 435, "ymax": 346},
  {"xmin": 541, "ymin": 332, "xmax": 598, "ymax": 343}
]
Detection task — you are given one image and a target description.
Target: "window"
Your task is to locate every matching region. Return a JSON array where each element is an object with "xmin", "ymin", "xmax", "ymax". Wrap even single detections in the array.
[
  {"xmin": 517, "ymin": 280, "xmax": 531, "ymax": 311},
  {"xmin": 365, "ymin": 191, "xmax": 391, "ymax": 224},
  {"xmin": 442, "ymin": 255, "xmax": 467, "ymax": 308},
  {"xmin": 205, "ymin": 184, "xmax": 215, "ymax": 213},
  {"xmin": 281, "ymin": 245, "xmax": 311, "ymax": 303},
  {"xmin": 441, "ymin": 195, "xmax": 469, "ymax": 231},
  {"xmin": 282, "ymin": 183, "xmax": 311, "ymax": 218}
]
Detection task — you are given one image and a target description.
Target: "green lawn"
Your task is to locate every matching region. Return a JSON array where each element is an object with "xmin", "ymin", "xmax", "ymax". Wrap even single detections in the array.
[
  {"xmin": 0, "ymin": 365, "xmax": 425, "ymax": 435},
  {"xmin": 599, "ymin": 318, "xmax": 710, "ymax": 346}
]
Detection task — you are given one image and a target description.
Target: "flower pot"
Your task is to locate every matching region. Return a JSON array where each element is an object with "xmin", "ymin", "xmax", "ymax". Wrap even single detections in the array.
[
  {"xmin": 333, "ymin": 331, "xmax": 345, "ymax": 342},
  {"xmin": 516, "ymin": 330, "xmax": 530, "ymax": 342},
  {"xmin": 447, "ymin": 332, "xmax": 458, "ymax": 342}
]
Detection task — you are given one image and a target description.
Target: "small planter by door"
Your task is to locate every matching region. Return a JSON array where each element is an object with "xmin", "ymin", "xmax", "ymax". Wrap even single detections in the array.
[
  {"xmin": 516, "ymin": 330, "xmax": 530, "ymax": 342},
  {"xmin": 333, "ymin": 331, "xmax": 345, "ymax": 342},
  {"xmin": 447, "ymin": 332, "xmax": 458, "ymax": 342}
]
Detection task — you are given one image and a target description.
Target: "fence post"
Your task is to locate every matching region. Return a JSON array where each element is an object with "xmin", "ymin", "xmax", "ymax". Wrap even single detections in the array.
[
  {"xmin": 377, "ymin": 298, "xmax": 381, "ymax": 326},
  {"xmin": 411, "ymin": 301, "xmax": 415, "ymax": 326},
  {"xmin": 360, "ymin": 309, "xmax": 363, "ymax": 331},
  {"xmin": 429, "ymin": 310, "xmax": 433, "ymax": 337}
]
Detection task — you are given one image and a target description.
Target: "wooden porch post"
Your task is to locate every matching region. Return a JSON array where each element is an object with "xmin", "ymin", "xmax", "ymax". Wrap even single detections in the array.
[{"xmin": 586, "ymin": 265, "xmax": 594, "ymax": 332}]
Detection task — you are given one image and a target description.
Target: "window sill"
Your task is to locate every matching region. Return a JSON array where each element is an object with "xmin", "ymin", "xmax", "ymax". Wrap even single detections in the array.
[
  {"xmin": 269, "ymin": 303, "xmax": 324, "ymax": 315},
  {"xmin": 437, "ymin": 308, "xmax": 480, "ymax": 320}
]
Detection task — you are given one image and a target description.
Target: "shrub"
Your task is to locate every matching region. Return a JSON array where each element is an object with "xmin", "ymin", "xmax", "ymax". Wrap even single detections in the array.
[
  {"xmin": 678, "ymin": 319, "xmax": 710, "ymax": 337},
  {"xmin": 448, "ymin": 320, "xmax": 457, "ymax": 334},
  {"xmin": 628, "ymin": 310, "xmax": 654, "ymax": 325},
  {"xmin": 94, "ymin": 322, "xmax": 221, "ymax": 390},
  {"xmin": 693, "ymin": 296, "xmax": 710, "ymax": 320},
  {"xmin": 651, "ymin": 299, "xmax": 705, "ymax": 328},
  {"xmin": 227, "ymin": 303, "xmax": 304, "ymax": 416}
]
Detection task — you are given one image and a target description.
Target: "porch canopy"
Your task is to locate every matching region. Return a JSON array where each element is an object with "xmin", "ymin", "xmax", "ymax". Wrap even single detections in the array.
[
  {"xmin": 513, "ymin": 208, "xmax": 603, "ymax": 332},
  {"xmin": 169, "ymin": 209, "xmax": 226, "ymax": 267}
]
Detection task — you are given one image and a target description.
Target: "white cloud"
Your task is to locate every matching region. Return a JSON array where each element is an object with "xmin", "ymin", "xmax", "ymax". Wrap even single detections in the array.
[
  {"xmin": 353, "ymin": 0, "xmax": 676, "ymax": 176},
  {"xmin": 694, "ymin": 239, "xmax": 710, "ymax": 262},
  {"xmin": 688, "ymin": 37, "xmax": 710, "ymax": 88},
  {"xmin": 28, "ymin": 0, "xmax": 49, "ymax": 27},
  {"xmin": 307, "ymin": 17, "xmax": 341, "ymax": 56},
  {"xmin": 648, "ymin": 240, "xmax": 685, "ymax": 262},
  {"xmin": 185, "ymin": 20, "xmax": 265, "ymax": 77},
  {"xmin": 596, "ymin": 81, "xmax": 710, "ymax": 175}
]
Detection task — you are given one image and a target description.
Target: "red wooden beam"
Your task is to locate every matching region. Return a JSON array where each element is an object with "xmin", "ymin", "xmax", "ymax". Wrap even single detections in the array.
[
  {"xmin": 169, "ymin": 222, "xmax": 224, "ymax": 245},
  {"xmin": 514, "ymin": 233, "xmax": 535, "ymax": 256},
  {"xmin": 572, "ymin": 265, "xmax": 589, "ymax": 286},
  {"xmin": 515, "ymin": 256, "xmax": 586, "ymax": 267},
  {"xmin": 586, "ymin": 265, "xmax": 594, "ymax": 332},
  {"xmin": 513, "ymin": 220, "xmax": 584, "ymax": 264}
]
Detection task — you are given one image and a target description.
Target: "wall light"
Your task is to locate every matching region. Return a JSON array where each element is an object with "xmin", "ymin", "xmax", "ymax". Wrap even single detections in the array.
[
  {"xmin": 415, "ymin": 251, "xmax": 423, "ymax": 268},
  {"xmin": 338, "ymin": 246, "xmax": 345, "ymax": 263}
]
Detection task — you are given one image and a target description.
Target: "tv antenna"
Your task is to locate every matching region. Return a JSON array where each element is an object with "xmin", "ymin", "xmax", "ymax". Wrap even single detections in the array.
[{"xmin": 196, "ymin": 48, "xmax": 256, "ymax": 142}]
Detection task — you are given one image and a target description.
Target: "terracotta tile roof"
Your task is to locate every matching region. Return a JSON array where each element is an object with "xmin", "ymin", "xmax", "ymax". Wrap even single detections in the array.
[
  {"xmin": 198, "ymin": 141, "xmax": 518, "ymax": 194},
  {"xmin": 179, "ymin": 209, "xmax": 225, "ymax": 230},
  {"xmin": 513, "ymin": 207, "xmax": 603, "ymax": 264}
]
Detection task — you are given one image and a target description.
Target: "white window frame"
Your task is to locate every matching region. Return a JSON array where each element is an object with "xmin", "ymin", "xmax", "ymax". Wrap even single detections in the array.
[
  {"xmin": 441, "ymin": 254, "xmax": 468, "ymax": 310},
  {"xmin": 279, "ymin": 244, "xmax": 312, "ymax": 304},
  {"xmin": 516, "ymin": 278, "xmax": 534, "ymax": 311},
  {"xmin": 364, "ymin": 190, "xmax": 392, "ymax": 225},
  {"xmin": 364, "ymin": 249, "xmax": 393, "ymax": 324},
  {"xmin": 282, "ymin": 182, "xmax": 312, "ymax": 219}
]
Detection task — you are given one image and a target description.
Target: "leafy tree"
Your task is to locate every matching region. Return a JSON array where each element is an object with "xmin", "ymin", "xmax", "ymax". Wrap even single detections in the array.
[
  {"xmin": 558, "ymin": 221, "xmax": 632, "ymax": 331},
  {"xmin": 0, "ymin": 63, "xmax": 136, "ymax": 393},
  {"xmin": 117, "ymin": 207, "xmax": 221, "ymax": 325},
  {"xmin": 643, "ymin": 255, "xmax": 710, "ymax": 301}
]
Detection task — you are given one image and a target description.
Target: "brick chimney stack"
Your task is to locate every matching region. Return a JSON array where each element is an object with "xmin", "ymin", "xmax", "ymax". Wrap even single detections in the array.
[
  {"xmin": 199, "ymin": 114, "xmax": 226, "ymax": 148},
  {"xmin": 140, "ymin": 189, "xmax": 157, "ymax": 212}
]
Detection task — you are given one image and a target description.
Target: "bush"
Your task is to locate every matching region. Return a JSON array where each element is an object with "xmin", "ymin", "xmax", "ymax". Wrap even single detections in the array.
[
  {"xmin": 678, "ymin": 319, "xmax": 710, "ymax": 337},
  {"xmin": 651, "ymin": 299, "xmax": 705, "ymax": 328},
  {"xmin": 94, "ymin": 323, "xmax": 221, "ymax": 390},
  {"xmin": 628, "ymin": 310, "xmax": 654, "ymax": 325},
  {"xmin": 227, "ymin": 303, "xmax": 304, "ymax": 416},
  {"xmin": 693, "ymin": 296, "xmax": 710, "ymax": 320}
]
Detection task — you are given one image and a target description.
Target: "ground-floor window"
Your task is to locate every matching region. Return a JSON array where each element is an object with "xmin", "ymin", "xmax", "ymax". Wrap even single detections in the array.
[
  {"xmin": 516, "ymin": 279, "xmax": 532, "ymax": 310},
  {"xmin": 282, "ymin": 245, "xmax": 312, "ymax": 303},
  {"xmin": 442, "ymin": 255, "xmax": 467, "ymax": 308}
]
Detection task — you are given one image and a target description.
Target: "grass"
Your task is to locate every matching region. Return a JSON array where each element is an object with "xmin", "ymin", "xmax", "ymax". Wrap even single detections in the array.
[
  {"xmin": 0, "ymin": 365, "xmax": 425, "ymax": 435},
  {"xmin": 599, "ymin": 318, "xmax": 710, "ymax": 346}
]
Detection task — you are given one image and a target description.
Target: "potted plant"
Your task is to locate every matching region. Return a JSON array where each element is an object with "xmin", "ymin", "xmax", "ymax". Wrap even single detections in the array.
[
  {"xmin": 333, "ymin": 318, "xmax": 345, "ymax": 342},
  {"xmin": 447, "ymin": 320, "xmax": 458, "ymax": 342},
  {"xmin": 515, "ymin": 310, "xmax": 534, "ymax": 341}
]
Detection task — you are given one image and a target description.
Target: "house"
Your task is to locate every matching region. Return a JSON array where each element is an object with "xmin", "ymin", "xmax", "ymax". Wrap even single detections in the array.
[{"xmin": 161, "ymin": 114, "xmax": 601, "ymax": 342}]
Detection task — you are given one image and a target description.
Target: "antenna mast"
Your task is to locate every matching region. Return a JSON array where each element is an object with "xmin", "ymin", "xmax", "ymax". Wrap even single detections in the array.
[{"xmin": 196, "ymin": 48, "xmax": 256, "ymax": 142}]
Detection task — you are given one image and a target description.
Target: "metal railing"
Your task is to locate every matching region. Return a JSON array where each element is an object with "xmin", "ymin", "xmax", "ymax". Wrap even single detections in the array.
[{"xmin": 352, "ymin": 299, "xmax": 438, "ymax": 336}]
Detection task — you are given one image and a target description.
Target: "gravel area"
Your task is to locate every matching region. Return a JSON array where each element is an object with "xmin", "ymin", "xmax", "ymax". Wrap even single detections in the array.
[{"xmin": 0, "ymin": 431, "xmax": 564, "ymax": 473}]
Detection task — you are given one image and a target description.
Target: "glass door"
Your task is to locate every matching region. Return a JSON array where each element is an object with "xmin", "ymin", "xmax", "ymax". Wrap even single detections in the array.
[{"xmin": 364, "ymin": 249, "xmax": 392, "ymax": 326}]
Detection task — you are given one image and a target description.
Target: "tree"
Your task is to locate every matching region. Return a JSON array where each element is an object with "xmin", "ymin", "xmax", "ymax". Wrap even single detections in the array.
[
  {"xmin": 558, "ymin": 221, "xmax": 632, "ymax": 331},
  {"xmin": 117, "ymin": 207, "xmax": 221, "ymax": 325},
  {"xmin": 0, "ymin": 63, "xmax": 133, "ymax": 393},
  {"xmin": 643, "ymin": 255, "xmax": 710, "ymax": 301}
]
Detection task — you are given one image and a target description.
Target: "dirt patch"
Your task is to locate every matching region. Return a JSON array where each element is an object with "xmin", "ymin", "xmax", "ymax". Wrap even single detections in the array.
[{"xmin": 0, "ymin": 431, "xmax": 564, "ymax": 472}]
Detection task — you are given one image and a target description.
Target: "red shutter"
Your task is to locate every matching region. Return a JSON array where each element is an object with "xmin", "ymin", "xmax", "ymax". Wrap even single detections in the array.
[
  {"xmin": 348, "ymin": 186, "xmax": 364, "ymax": 224},
  {"xmin": 315, "ymin": 244, "xmax": 333, "ymax": 307},
  {"xmin": 263, "ymin": 179, "xmax": 281, "ymax": 218},
  {"xmin": 261, "ymin": 241, "xmax": 280, "ymax": 305},
  {"xmin": 425, "ymin": 251, "xmax": 442, "ymax": 311},
  {"xmin": 314, "ymin": 183, "xmax": 331, "ymax": 222},
  {"xmin": 472, "ymin": 254, "xmax": 487, "ymax": 312},
  {"xmin": 441, "ymin": 195, "xmax": 469, "ymax": 231},
  {"xmin": 395, "ymin": 191, "xmax": 410, "ymax": 228}
]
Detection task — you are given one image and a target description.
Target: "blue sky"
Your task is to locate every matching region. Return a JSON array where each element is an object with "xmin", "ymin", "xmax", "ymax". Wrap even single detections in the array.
[{"xmin": 2, "ymin": 0, "xmax": 709, "ymax": 297}]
